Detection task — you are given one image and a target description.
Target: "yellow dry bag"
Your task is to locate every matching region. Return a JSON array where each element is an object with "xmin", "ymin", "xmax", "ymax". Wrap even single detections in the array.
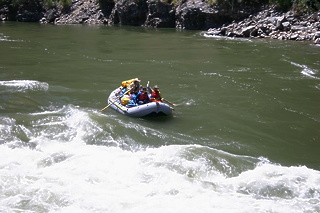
[
  {"xmin": 121, "ymin": 96, "xmax": 130, "ymax": 105},
  {"xmin": 121, "ymin": 78, "xmax": 138, "ymax": 88}
]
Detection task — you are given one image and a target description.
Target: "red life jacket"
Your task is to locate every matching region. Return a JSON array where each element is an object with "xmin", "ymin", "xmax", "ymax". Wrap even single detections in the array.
[
  {"xmin": 139, "ymin": 92, "xmax": 148, "ymax": 101},
  {"xmin": 151, "ymin": 90, "xmax": 161, "ymax": 101}
]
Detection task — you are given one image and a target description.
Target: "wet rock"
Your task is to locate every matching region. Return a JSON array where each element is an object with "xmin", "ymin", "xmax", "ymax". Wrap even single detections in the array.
[
  {"xmin": 42, "ymin": 8, "xmax": 60, "ymax": 24},
  {"xmin": 241, "ymin": 26, "xmax": 256, "ymax": 37}
]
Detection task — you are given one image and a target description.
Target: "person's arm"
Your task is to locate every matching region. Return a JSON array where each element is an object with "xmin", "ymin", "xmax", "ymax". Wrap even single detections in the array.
[{"xmin": 147, "ymin": 81, "xmax": 153, "ymax": 94}]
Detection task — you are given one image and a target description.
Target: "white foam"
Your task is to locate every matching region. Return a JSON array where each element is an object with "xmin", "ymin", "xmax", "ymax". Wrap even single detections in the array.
[
  {"xmin": 1, "ymin": 106, "xmax": 319, "ymax": 212},
  {"xmin": 290, "ymin": 61, "xmax": 320, "ymax": 80},
  {"xmin": 0, "ymin": 141, "xmax": 319, "ymax": 213},
  {"xmin": 0, "ymin": 34, "xmax": 24, "ymax": 42},
  {"xmin": 0, "ymin": 80, "xmax": 49, "ymax": 92}
]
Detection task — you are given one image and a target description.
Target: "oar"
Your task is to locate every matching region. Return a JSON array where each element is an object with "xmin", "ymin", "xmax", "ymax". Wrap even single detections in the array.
[
  {"xmin": 101, "ymin": 99, "xmax": 116, "ymax": 111},
  {"xmin": 162, "ymin": 98, "xmax": 175, "ymax": 107},
  {"xmin": 101, "ymin": 89, "xmax": 129, "ymax": 112}
]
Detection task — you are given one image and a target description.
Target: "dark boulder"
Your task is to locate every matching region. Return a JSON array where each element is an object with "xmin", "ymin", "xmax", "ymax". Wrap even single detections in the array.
[
  {"xmin": 2, "ymin": 0, "xmax": 44, "ymax": 22},
  {"xmin": 175, "ymin": 0, "xmax": 215, "ymax": 30},
  {"xmin": 109, "ymin": 0, "xmax": 148, "ymax": 26},
  {"xmin": 144, "ymin": 0, "xmax": 175, "ymax": 28},
  {"xmin": 175, "ymin": 0, "xmax": 257, "ymax": 30}
]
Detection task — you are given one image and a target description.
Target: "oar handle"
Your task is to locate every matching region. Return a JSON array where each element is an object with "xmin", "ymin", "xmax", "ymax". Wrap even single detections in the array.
[
  {"xmin": 101, "ymin": 99, "xmax": 114, "ymax": 111},
  {"xmin": 162, "ymin": 98, "xmax": 175, "ymax": 107}
]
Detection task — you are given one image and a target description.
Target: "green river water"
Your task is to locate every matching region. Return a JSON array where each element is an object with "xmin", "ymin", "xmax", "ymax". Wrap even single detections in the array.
[{"xmin": 1, "ymin": 22, "xmax": 320, "ymax": 212}]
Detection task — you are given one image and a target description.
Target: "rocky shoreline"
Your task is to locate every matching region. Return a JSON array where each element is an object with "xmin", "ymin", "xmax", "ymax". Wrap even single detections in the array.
[
  {"xmin": 205, "ymin": 7, "xmax": 320, "ymax": 44},
  {"xmin": 0, "ymin": 0, "xmax": 319, "ymax": 44}
]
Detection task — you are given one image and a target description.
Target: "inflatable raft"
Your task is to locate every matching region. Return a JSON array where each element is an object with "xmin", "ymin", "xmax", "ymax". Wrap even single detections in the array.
[{"xmin": 106, "ymin": 87, "xmax": 173, "ymax": 117}]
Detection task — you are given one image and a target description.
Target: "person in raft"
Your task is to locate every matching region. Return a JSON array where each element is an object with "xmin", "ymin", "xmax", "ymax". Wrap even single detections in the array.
[
  {"xmin": 136, "ymin": 87, "xmax": 150, "ymax": 105},
  {"xmin": 127, "ymin": 78, "xmax": 140, "ymax": 94},
  {"xmin": 147, "ymin": 81, "xmax": 162, "ymax": 102}
]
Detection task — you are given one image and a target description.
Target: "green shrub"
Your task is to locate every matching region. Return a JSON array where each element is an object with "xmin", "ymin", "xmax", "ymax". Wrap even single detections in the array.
[
  {"xmin": 207, "ymin": 0, "xmax": 218, "ymax": 5},
  {"xmin": 294, "ymin": 0, "xmax": 320, "ymax": 11},
  {"xmin": 269, "ymin": 0, "xmax": 293, "ymax": 10},
  {"xmin": 43, "ymin": 0, "xmax": 56, "ymax": 9},
  {"xmin": 207, "ymin": 0, "xmax": 269, "ymax": 10},
  {"xmin": 10, "ymin": 0, "xmax": 28, "ymax": 7},
  {"xmin": 269, "ymin": 0, "xmax": 320, "ymax": 11},
  {"xmin": 60, "ymin": 0, "xmax": 71, "ymax": 9},
  {"xmin": 43, "ymin": 0, "xmax": 72, "ymax": 11}
]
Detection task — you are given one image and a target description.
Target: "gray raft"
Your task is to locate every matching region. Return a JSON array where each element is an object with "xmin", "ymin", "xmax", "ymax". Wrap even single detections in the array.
[{"xmin": 107, "ymin": 87, "xmax": 173, "ymax": 117}]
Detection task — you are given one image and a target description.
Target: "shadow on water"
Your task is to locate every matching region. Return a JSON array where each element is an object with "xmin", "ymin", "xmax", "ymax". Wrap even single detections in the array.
[{"xmin": 140, "ymin": 114, "xmax": 174, "ymax": 123}]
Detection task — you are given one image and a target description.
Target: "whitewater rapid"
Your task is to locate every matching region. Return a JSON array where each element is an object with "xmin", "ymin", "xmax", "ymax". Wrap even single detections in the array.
[
  {"xmin": 0, "ymin": 80, "xmax": 320, "ymax": 212},
  {"xmin": 1, "ymin": 139, "xmax": 320, "ymax": 212}
]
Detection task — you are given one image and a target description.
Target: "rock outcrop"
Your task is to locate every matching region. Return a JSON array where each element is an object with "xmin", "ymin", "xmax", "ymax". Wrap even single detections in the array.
[
  {"xmin": 108, "ymin": 0, "xmax": 148, "ymax": 26},
  {"xmin": 41, "ymin": 0, "xmax": 113, "ymax": 24},
  {"xmin": 144, "ymin": 0, "xmax": 175, "ymax": 28},
  {"xmin": 1, "ymin": 0, "xmax": 319, "ymax": 43},
  {"xmin": 205, "ymin": 7, "xmax": 320, "ymax": 44},
  {"xmin": 0, "ymin": 0, "xmax": 259, "ymax": 29},
  {"xmin": 174, "ymin": 0, "xmax": 257, "ymax": 30}
]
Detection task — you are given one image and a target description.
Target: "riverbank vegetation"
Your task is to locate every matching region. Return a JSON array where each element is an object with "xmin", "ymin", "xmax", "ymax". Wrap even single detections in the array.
[{"xmin": 43, "ymin": 0, "xmax": 72, "ymax": 10}]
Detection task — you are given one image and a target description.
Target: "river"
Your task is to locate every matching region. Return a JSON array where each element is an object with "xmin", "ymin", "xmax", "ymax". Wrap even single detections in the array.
[{"xmin": 1, "ymin": 22, "xmax": 320, "ymax": 212}]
